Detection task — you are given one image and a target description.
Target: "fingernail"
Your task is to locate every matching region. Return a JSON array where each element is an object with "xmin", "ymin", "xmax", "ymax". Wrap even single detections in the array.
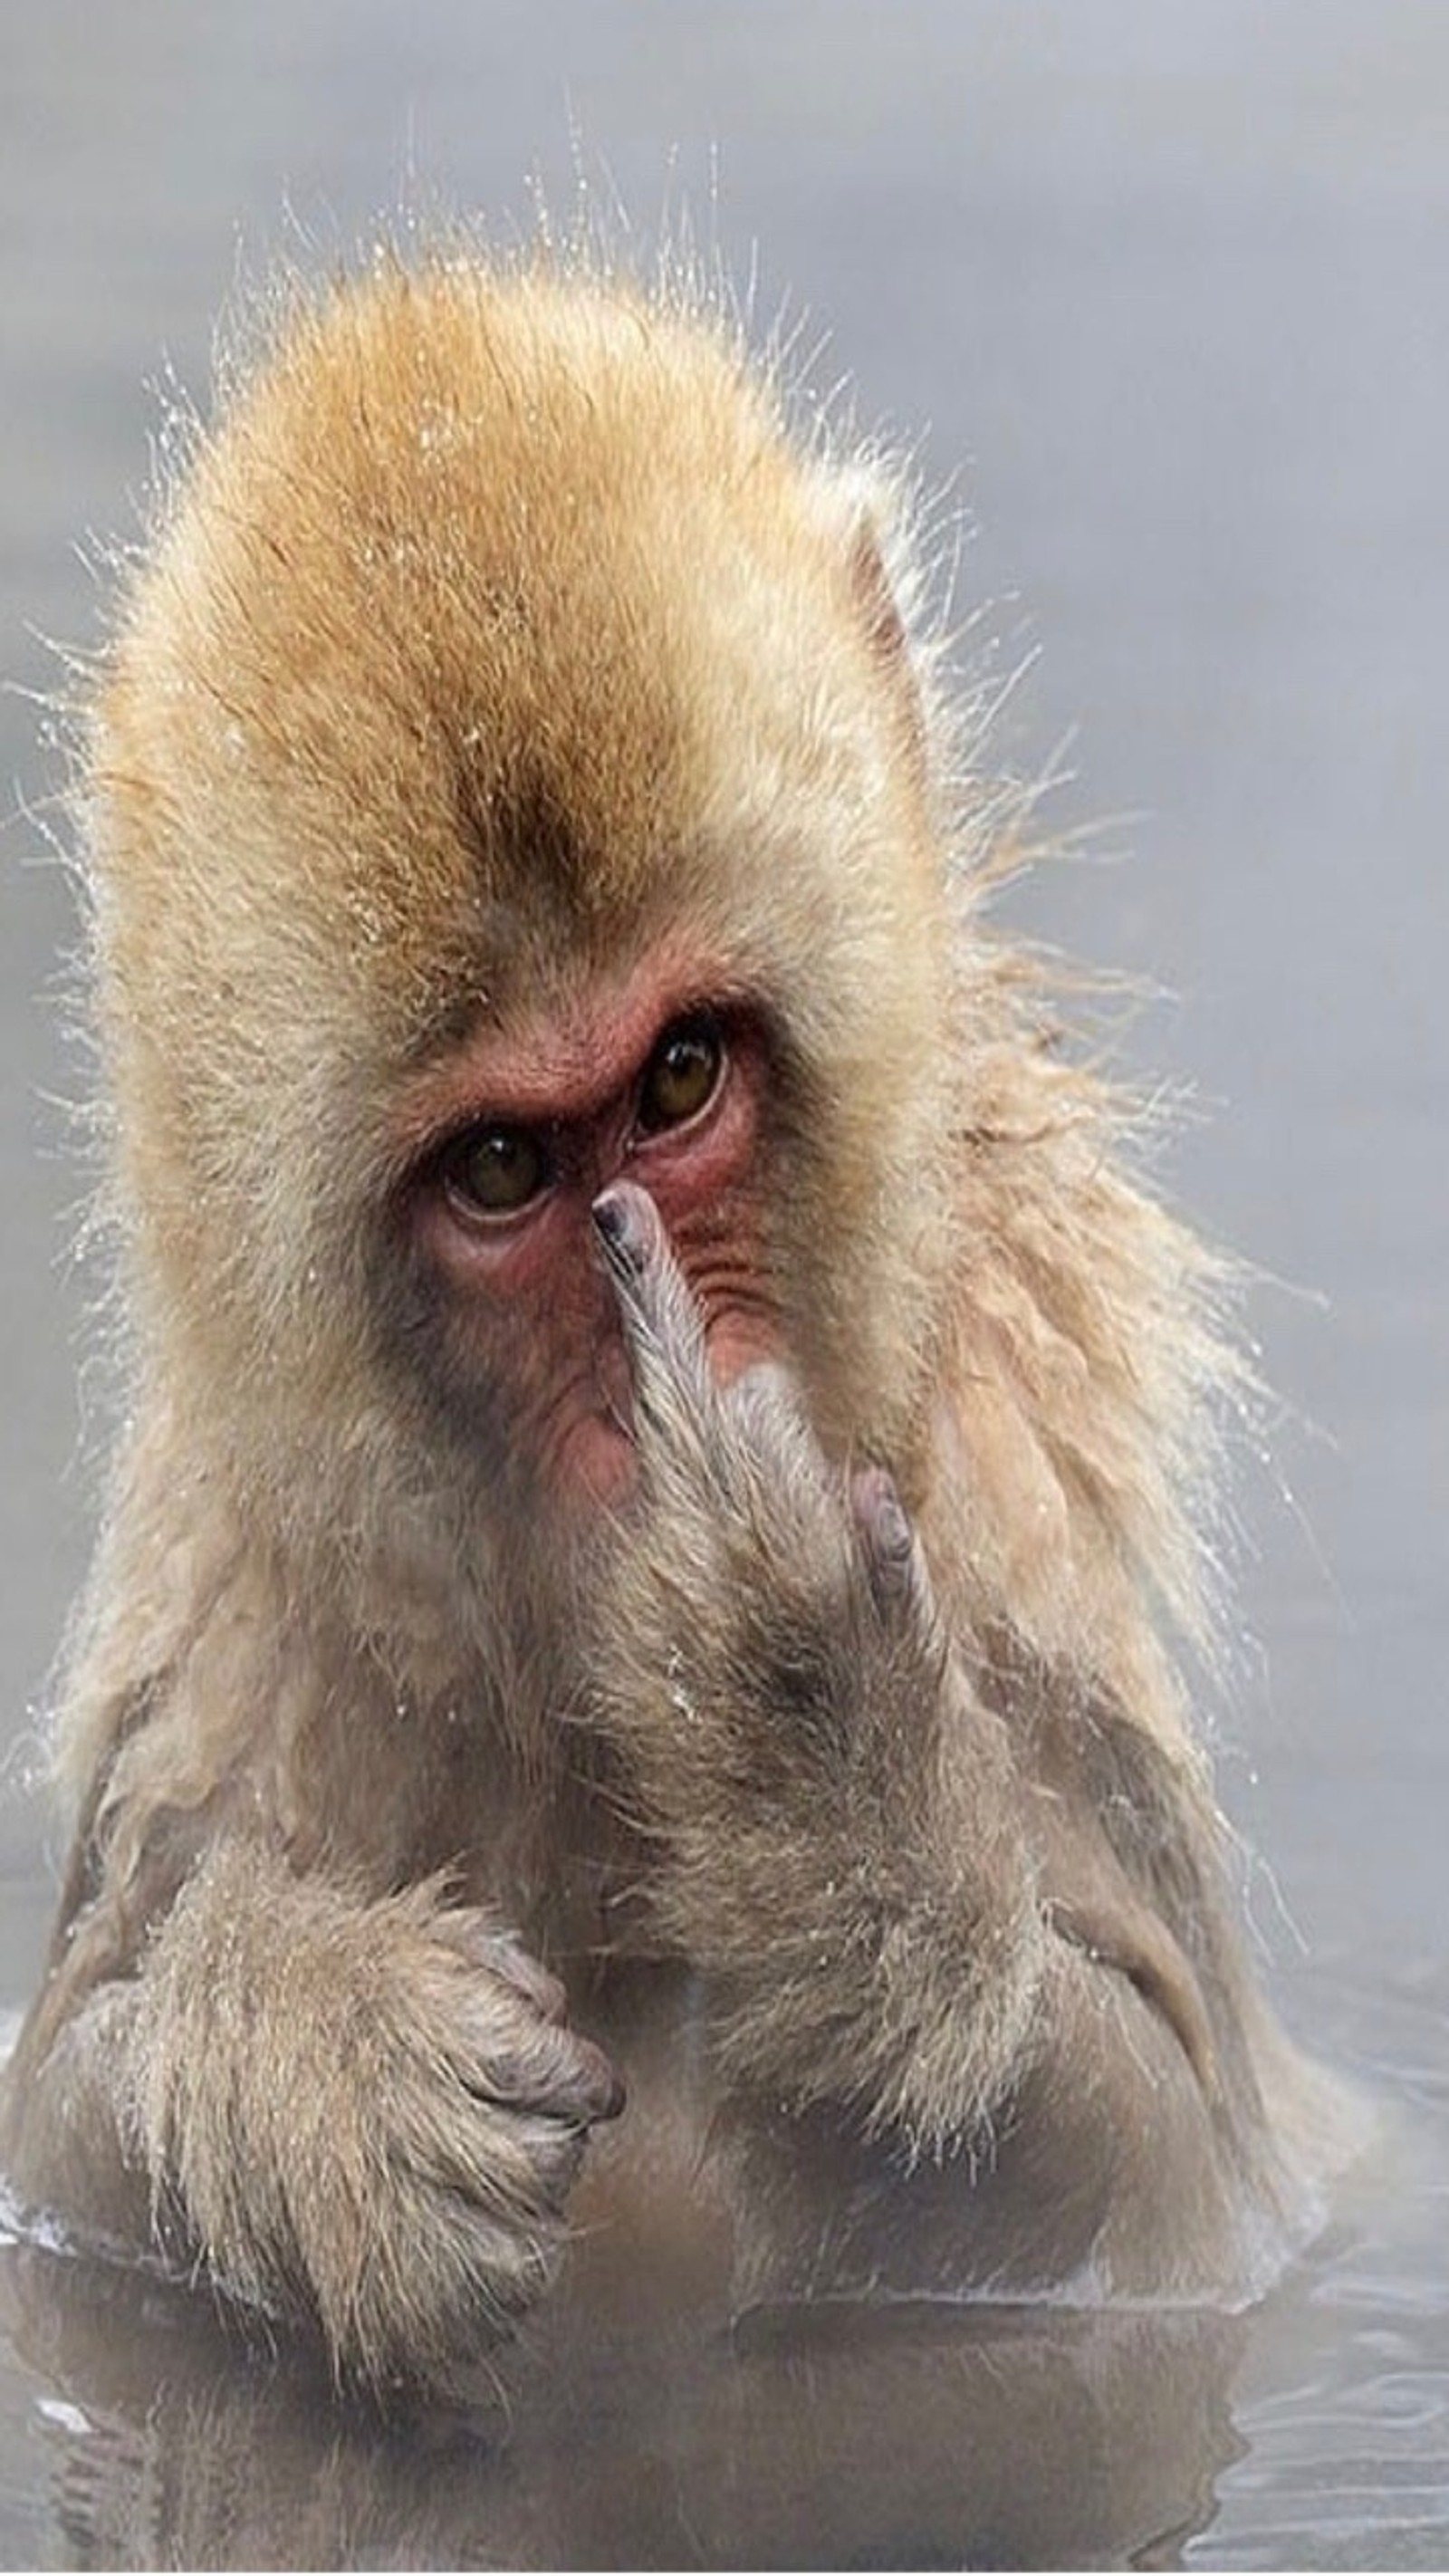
[
  {"xmin": 853, "ymin": 1465, "xmax": 910, "ymax": 1559},
  {"xmin": 579, "ymin": 2043, "xmax": 628, "ymax": 2122},
  {"xmin": 592, "ymin": 1191, "xmax": 628, "ymax": 1246},
  {"xmin": 592, "ymin": 1188, "xmax": 643, "ymax": 1272}
]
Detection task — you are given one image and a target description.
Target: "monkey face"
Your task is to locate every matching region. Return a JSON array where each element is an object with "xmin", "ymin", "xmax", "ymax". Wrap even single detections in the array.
[{"xmin": 391, "ymin": 973, "xmax": 784, "ymax": 1505}]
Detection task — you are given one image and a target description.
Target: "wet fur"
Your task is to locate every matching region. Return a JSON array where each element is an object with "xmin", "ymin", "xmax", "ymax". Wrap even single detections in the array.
[{"xmin": 3, "ymin": 243, "xmax": 1345, "ymax": 2388}]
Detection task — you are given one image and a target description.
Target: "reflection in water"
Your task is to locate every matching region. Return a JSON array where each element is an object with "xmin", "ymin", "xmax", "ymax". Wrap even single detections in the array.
[
  {"xmin": 6, "ymin": 2062, "xmax": 1446, "ymax": 2570},
  {"xmin": 0, "ymin": 2235, "xmax": 1246, "ymax": 2570}
]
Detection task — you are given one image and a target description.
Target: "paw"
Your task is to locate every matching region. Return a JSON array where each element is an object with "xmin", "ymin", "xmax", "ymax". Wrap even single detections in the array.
[
  {"xmin": 425, "ymin": 1909, "xmax": 624, "ymax": 2137},
  {"xmin": 290, "ymin": 1906, "xmax": 624, "ymax": 2384}
]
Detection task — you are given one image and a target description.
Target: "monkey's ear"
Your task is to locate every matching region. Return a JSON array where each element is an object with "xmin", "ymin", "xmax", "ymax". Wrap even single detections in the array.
[
  {"xmin": 847, "ymin": 510, "xmax": 911, "ymax": 668},
  {"xmin": 811, "ymin": 462, "xmax": 929, "ymax": 762}
]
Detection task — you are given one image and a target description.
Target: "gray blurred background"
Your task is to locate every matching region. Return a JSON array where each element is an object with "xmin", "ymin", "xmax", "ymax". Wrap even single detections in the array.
[{"xmin": 0, "ymin": 5, "xmax": 1445, "ymax": 2562}]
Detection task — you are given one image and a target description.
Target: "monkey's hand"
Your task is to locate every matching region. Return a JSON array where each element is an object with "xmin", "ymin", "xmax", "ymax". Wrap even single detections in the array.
[
  {"xmin": 589, "ymin": 1182, "xmax": 1047, "ymax": 2152},
  {"xmin": 19, "ymin": 1849, "xmax": 623, "ymax": 2391}
]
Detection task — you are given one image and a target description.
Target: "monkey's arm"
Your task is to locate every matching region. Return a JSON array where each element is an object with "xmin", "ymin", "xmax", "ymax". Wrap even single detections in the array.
[
  {"xmin": 3, "ymin": 1836, "xmax": 620, "ymax": 2387},
  {"xmin": 589, "ymin": 1186, "xmax": 1263, "ymax": 2278}
]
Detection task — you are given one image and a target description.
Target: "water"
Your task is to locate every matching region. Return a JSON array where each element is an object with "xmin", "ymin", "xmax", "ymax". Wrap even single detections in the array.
[{"xmin": 1, "ymin": 4, "xmax": 1445, "ymax": 2563}]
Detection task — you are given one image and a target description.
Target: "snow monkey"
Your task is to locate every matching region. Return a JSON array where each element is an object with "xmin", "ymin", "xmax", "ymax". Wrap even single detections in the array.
[{"xmin": 2, "ymin": 247, "xmax": 1340, "ymax": 2392}]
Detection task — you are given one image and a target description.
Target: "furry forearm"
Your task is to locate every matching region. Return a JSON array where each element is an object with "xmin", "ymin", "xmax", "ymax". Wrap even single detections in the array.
[
  {"xmin": 9, "ymin": 1837, "xmax": 619, "ymax": 2388},
  {"xmin": 590, "ymin": 1185, "xmax": 1056, "ymax": 2142}
]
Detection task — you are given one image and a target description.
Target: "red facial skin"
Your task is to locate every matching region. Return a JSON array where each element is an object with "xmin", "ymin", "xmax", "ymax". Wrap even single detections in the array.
[{"xmin": 398, "ymin": 959, "xmax": 782, "ymax": 1505}]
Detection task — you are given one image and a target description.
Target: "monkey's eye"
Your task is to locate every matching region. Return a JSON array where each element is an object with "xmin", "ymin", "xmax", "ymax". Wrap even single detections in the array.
[
  {"xmin": 637, "ymin": 1014, "xmax": 725, "ymax": 1134},
  {"xmin": 443, "ymin": 1125, "xmax": 551, "ymax": 1220}
]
